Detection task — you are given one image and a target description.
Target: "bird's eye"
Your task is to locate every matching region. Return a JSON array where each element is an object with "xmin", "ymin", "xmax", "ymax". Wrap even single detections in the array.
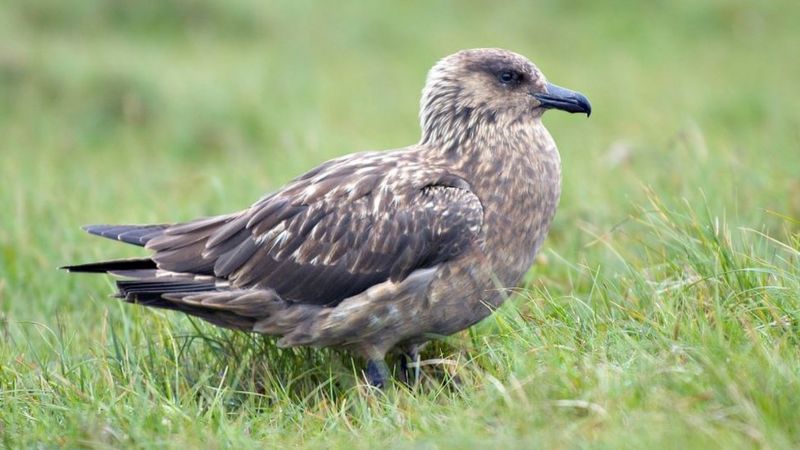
[{"xmin": 498, "ymin": 71, "xmax": 518, "ymax": 84}]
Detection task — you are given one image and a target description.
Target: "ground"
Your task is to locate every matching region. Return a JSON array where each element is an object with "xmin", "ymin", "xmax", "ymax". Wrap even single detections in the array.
[{"xmin": 1, "ymin": 1, "xmax": 799, "ymax": 448}]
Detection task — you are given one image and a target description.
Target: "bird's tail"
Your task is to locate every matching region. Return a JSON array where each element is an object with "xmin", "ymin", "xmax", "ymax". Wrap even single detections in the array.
[
  {"xmin": 65, "ymin": 261, "xmax": 288, "ymax": 332},
  {"xmin": 63, "ymin": 220, "xmax": 294, "ymax": 332},
  {"xmin": 113, "ymin": 275, "xmax": 289, "ymax": 331}
]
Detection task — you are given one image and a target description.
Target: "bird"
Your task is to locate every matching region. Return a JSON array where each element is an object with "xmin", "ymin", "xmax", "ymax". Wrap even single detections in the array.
[{"xmin": 64, "ymin": 48, "xmax": 591, "ymax": 388}]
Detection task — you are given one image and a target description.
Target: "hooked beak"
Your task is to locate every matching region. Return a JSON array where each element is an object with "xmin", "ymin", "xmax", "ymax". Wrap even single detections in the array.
[{"xmin": 533, "ymin": 83, "xmax": 592, "ymax": 116}]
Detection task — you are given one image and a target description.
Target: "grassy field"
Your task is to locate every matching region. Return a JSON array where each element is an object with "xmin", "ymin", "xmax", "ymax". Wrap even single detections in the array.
[{"xmin": 2, "ymin": 0, "xmax": 799, "ymax": 448}]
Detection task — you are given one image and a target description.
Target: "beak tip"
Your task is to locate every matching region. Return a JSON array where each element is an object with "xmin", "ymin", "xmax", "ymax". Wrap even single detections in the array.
[
  {"xmin": 578, "ymin": 96, "xmax": 592, "ymax": 117},
  {"xmin": 535, "ymin": 83, "xmax": 592, "ymax": 116}
]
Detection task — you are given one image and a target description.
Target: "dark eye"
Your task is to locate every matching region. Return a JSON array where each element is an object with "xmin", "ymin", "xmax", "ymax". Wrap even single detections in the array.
[{"xmin": 498, "ymin": 71, "xmax": 518, "ymax": 84}]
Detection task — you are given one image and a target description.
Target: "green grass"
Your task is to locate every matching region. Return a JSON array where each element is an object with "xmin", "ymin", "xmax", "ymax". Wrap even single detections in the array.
[{"xmin": 2, "ymin": 0, "xmax": 799, "ymax": 448}]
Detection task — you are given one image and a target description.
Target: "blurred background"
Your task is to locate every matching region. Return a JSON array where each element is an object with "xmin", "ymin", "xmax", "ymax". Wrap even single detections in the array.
[{"xmin": 1, "ymin": 0, "xmax": 799, "ymax": 336}]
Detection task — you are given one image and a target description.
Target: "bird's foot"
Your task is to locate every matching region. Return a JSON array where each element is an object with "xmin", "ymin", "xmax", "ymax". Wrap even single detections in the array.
[{"xmin": 365, "ymin": 359, "xmax": 390, "ymax": 388}]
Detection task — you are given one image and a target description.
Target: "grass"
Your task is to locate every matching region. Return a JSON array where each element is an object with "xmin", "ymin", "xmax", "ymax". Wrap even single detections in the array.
[{"xmin": 1, "ymin": 0, "xmax": 799, "ymax": 448}]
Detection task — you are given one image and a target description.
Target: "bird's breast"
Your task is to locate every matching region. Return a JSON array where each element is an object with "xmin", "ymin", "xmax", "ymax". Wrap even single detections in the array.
[
  {"xmin": 423, "ymin": 133, "xmax": 562, "ymax": 335},
  {"xmin": 462, "ymin": 130, "xmax": 562, "ymax": 288}
]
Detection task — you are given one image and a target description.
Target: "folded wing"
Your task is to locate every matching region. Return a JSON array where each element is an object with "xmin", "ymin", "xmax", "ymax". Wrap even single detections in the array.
[{"xmin": 145, "ymin": 152, "xmax": 484, "ymax": 306}]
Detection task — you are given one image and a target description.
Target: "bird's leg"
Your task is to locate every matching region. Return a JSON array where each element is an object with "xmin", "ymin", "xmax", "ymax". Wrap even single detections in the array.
[
  {"xmin": 365, "ymin": 359, "xmax": 390, "ymax": 388},
  {"xmin": 398, "ymin": 343, "xmax": 426, "ymax": 386}
]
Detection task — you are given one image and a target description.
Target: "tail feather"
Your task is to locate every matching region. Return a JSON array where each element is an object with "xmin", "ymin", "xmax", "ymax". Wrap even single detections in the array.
[
  {"xmin": 63, "ymin": 223, "xmax": 168, "ymax": 273},
  {"xmin": 114, "ymin": 277, "xmax": 281, "ymax": 331},
  {"xmin": 117, "ymin": 279, "xmax": 218, "ymax": 297},
  {"xmin": 65, "ymin": 219, "xmax": 283, "ymax": 331},
  {"xmin": 61, "ymin": 258, "xmax": 157, "ymax": 273},
  {"xmin": 83, "ymin": 224, "xmax": 169, "ymax": 247}
]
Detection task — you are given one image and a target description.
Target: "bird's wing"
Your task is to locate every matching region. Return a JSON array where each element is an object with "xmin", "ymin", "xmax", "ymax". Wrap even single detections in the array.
[{"xmin": 145, "ymin": 151, "xmax": 484, "ymax": 306}]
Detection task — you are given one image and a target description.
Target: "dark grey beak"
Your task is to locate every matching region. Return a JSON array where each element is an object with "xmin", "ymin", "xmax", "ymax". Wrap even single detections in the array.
[{"xmin": 533, "ymin": 83, "xmax": 592, "ymax": 116}]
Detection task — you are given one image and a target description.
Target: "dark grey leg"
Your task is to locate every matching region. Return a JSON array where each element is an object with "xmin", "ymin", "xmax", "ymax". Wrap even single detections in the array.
[
  {"xmin": 399, "ymin": 343, "xmax": 424, "ymax": 386},
  {"xmin": 365, "ymin": 359, "xmax": 390, "ymax": 388}
]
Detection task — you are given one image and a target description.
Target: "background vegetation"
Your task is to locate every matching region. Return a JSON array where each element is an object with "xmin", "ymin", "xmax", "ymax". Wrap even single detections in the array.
[{"xmin": 1, "ymin": 0, "xmax": 799, "ymax": 448}]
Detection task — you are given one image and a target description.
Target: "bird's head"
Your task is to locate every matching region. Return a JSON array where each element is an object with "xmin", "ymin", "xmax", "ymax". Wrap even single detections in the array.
[{"xmin": 419, "ymin": 48, "xmax": 590, "ymax": 144}]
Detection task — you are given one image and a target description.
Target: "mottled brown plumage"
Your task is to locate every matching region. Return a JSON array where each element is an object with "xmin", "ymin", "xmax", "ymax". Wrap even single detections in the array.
[{"xmin": 64, "ymin": 48, "xmax": 591, "ymax": 387}]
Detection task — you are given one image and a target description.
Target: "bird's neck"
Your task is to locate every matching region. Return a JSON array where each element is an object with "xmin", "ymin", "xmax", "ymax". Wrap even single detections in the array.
[
  {"xmin": 452, "ymin": 119, "xmax": 560, "ymax": 201},
  {"xmin": 421, "ymin": 113, "xmax": 558, "ymax": 179},
  {"xmin": 418, "ymin": 104, "xmax": 504, "ymax": 153}
]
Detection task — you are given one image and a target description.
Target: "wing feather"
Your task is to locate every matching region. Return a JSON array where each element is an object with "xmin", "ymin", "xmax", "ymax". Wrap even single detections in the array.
[{"xmin": 144, "ymin": 152, "xmax": 484, "ymax": 306}]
